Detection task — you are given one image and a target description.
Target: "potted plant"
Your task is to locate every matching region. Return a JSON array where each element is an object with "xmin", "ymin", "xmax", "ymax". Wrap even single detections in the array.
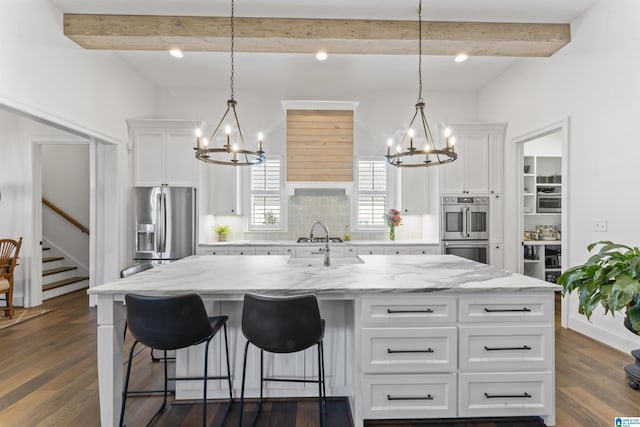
[
  {"xmin": 558, "ymin": 240, "xmax": 640, "ymax": 388},
  {"xmin": 214, "ymin": 225, "xmax": 231, "ymax": 242}
]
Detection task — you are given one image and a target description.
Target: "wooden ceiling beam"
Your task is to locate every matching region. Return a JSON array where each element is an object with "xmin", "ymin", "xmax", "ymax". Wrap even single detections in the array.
[{"xmin": 63, "ymin": 14, "xmax": 571, "ymax": 57}]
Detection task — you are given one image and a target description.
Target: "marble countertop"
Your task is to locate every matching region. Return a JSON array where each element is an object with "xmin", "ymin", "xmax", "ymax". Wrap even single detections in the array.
[
  {"xmin": 199, "ymin": 240, "xmax": 440, "ymax": 247},
  {"xmin": 89, "ymin": 254, "xmax": 559, "ymax": 296}
]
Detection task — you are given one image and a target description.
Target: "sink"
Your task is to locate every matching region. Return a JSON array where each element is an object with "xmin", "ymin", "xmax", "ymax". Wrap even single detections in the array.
[{"xmin": 287, "ymin": 256, "xmax": 364, "ymax": 266}]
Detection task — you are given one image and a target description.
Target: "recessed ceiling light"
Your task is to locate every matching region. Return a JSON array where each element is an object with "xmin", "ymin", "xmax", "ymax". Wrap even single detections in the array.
[
  {"xmin": 169, "ymin": 48, "xmax": 184, "ymax": 59},
  {"xmin": 454, "ymin": 53, "xmax": 468, "ymax": 63},
  {"xmin": 316, "ymin": 51, "xmax": 328, "ymax": 61}
]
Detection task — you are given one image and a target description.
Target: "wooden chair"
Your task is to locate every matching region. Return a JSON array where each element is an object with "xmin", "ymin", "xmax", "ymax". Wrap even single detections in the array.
[{"xmin": 0, "ymin": 237, "xmax": 23, "ymax": 319}]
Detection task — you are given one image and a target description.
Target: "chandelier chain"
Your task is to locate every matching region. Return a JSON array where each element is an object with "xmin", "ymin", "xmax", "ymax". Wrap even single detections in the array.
[
  {"xmin": 418, "ymin": 0, "xmax": 423, "ymax": 102},
  {"xmin": 230, "ymin": 0, "xmax": 235, "ymax": 99}
]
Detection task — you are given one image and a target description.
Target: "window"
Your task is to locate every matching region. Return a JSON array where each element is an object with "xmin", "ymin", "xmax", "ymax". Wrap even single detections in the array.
[
  {"xmin": 250, "ymin": 158, "xmax": 283, "ymax": 230},
  {"xmin": 356, "ymin": 159, "xmax": 387, "ymax": 229}
]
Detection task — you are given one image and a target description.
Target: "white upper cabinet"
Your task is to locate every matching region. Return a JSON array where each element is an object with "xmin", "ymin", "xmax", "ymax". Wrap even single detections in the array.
[
  {"xmin": 440, "ymin": 124, "xmax": 506, "ymax": 195},
  {"xmin": 129, "ymin": 119, "xmax": 201, "ymax": 187},
  {"xmin": 209, "ymin": 164, "xmax": 240, "ymax": 215},
  {"xmin": 400, "ymin": 166, "xmax": 438, "ymax": 215}
]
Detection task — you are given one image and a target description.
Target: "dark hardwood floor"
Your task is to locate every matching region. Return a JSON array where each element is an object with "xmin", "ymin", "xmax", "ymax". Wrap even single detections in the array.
[{"xmin": 1, "ymin": 291, "xmax": 639, "ymax": 426}]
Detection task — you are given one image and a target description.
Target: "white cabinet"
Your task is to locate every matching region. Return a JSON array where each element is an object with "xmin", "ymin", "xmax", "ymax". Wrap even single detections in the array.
[
  {"xmin": 209, "ymin": 165, "xmax": 240, "ymax": 215},
  {"xmin": 440, "ymin": 124, "xmax": 506, "ymax": 195},
  {"xmin": 489, "ymin": 194, "xmax": 504, "ymax": 244},
  {"xmin": 358, "ymin": 295, "xmax": 458, "ymax": 420},
  {"xmin": 357, "ymin": 292, "xmax": 555, "ymax": 423},
  {"xmin": 400, "ymin": 167, "xmax": 438, "ymax": 215},
  {"xmin": 489, "ymin": 244, "xmax": 503, "ymax": 269},
  {"xmin": 523, "ymin": 242, "xmax": 561, "ymax": 283},
  {"xmin": 129, "ymin": 119, "xmax": 201, "ymax": 187}
]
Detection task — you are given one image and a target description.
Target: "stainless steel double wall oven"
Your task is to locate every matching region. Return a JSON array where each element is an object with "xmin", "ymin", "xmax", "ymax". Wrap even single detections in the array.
[{"xmin": 441, "ymin": 195, "xmax": 490, "ymax": 264}]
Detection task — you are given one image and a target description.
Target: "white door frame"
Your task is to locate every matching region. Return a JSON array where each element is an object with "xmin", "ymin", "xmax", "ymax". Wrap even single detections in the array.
[
  {"xmin": 512, "ymin": 117, "xmax": 570, "ymax": 327},
  {"xmin": 30, "ymin": 136, "xmax": 91, "ymax": 307}
]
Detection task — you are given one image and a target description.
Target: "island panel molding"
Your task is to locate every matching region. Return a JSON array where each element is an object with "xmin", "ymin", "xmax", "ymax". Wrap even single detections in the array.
[{"xmin": 64, "ymin": 15, "xmax": 571, "ymax": 57}]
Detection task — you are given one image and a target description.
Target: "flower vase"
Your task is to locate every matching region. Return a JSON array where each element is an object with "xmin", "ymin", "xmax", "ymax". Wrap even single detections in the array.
[{"xmin": 389, "ymin": 226, "xmax": 395, "ymax": 241}]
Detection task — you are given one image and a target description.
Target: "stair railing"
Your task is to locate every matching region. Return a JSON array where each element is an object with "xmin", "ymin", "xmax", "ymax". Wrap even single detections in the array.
[{"xmin": 42, "ymin": 197, "xmax": 90, "ymax": 235}]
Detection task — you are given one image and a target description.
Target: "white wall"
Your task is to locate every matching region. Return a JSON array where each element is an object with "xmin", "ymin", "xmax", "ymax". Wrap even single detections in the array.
[
  {"xmin": 0, "ymin": 0, "xmax": 156, "ymax": 304},
  {"xmin": 478, "ymin": 0, "xmax": 640, "ymax": 352}
]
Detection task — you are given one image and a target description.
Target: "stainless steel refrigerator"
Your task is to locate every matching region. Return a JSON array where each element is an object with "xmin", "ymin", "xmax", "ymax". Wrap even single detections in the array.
[{"xmin": 133, "ymin": 186, "xmax": 195, "ymax": 262}]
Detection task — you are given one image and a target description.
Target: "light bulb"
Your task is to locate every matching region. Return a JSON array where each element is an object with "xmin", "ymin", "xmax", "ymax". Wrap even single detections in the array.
[
  {"xmin": 258, "ymin": 132, "xmax": 264, "ymax": 141},
  {"xmin": 450, "ymin": 136, "xmax": 457, "ymax": 146},
  {"xmin": 444, "ymin": 127, "xmax": 451, "ymax": 138},
  {"xmin": 169, "ymin": 48, "xmax": 183, "ymax": 59},
  {"xmin": 225, "ymin": 125, "xmax": 232, "ymax": 135},
  {"xmin": 202, "ymin": 138, "xmax": 209, "ymax": 147},
  {"xmin": 396, "ymin": 145, "xmax": 402, "ymax": 154},
  {"xmin": 387, "ymin": 138, "xmax": 393, "ymax": 147},
  {"xmin": 231, "ymin": 144, "xmax": 238, "ymax": 152},
  {"xmin": 408, "ymin": 128, "xmax": 415, "ymax": 138}
]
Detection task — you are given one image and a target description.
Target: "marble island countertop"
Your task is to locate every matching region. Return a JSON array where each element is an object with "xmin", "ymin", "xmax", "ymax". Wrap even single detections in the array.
[{"xmin": 89, "ymin": 254, "xmax": 560, "ymax": 296}]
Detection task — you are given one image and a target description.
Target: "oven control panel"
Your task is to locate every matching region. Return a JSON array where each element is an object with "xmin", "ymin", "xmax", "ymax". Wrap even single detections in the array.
[{"xmin": 442, "ymin": 196, "xmax": 489, "ymax": 205}]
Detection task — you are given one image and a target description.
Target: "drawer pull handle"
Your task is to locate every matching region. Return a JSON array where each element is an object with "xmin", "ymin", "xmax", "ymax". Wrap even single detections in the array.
[
  {"xmin": 387, "ymin": 348, "xmax": 434, "ymax": 354},
  {"xmin": 484, "ymin": 392, "xmax": 532, "ymax": 399},
  {"xmin": 484, "ymin": 345, "xmax": 532, "ymax": 351},
  {"xmin": 483, "ymin": 307, "xmax": 531, "ymax": 313},
  {"xmin": 387, "ymin": 309, "xmax": 434, "ymax": 314},
  {"xmin": 387, "ymin": 394, "xmax": 434, "ymax": 401}
]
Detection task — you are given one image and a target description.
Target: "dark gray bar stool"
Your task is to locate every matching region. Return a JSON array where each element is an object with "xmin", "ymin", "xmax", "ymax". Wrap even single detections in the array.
[
  {"xmin": 119, "ymin": 293, "xmax": 232, "ymax": 427},
  {"xmin": 238, "ymin": 293, "xmax": 326, "ymax": 427}
]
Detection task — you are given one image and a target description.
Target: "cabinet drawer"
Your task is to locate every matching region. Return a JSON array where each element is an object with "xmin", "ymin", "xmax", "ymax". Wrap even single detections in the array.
[
  {"xmin": 255, "ymin": 248, "xmax": 284, "ymax": 255},
  {"xmin": 459, "ymin": 372, "xmax": 553, "ymax": 417},
  {"xmin": 362, "ymin": 374, "xmax": 456, "ymax": 419},
  {"xmin": 361, "ymin": 327, "xmax": 457, "ymax": 373},
  {"xmin": 360, "ymin": 296, "xmax": 457, "ymax": 325},
  {"xmin": 458, "ymin": 294, "xmax": 553, "ymax": 323},
  {"xmin": 410, "ymin": 246, "xmax": 439, "ymax": 255},
  {"xmin": 203, "ymin": 248, "xmax": 229, "ymax": 255},
  {"xmin": 228, "ymin": 248, "xmax": 256, "ymax": 255},
  {"xmin": 459, "ymin": 325, "xmax": 553, "ymax": 371},
  {"xmin": 384, "ymin": 248, "xmax": 411, "ymax": 255},
  {"xmin": 357, "ymin": 248, "xmax": 384, "ymax": 255}
]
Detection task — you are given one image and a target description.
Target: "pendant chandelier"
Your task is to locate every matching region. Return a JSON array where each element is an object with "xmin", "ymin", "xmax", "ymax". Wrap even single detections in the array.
[
  {"xmin": 194, "ymin": 0, "xmax": 265, "ymax": 166},
  {"xmin": 385, "ymin": 0, "xmax": 457, "ymax": 168}
]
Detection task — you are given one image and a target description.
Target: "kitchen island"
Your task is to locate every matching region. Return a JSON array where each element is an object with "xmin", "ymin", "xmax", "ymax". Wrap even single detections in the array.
[{"xmin": 89, "ymin": 254, "xmax": 559, "ymax": 426}]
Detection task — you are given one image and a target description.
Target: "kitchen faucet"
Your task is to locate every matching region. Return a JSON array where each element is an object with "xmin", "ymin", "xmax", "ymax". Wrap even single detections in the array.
[{"xmin": 308, "ymin": 220, "xmax": 331, "ymax": 267}]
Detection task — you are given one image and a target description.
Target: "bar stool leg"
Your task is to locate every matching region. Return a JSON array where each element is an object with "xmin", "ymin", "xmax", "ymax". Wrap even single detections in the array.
[{"xmin": 238, "ymin": 340, "xmax": 250, "ymax": 427}]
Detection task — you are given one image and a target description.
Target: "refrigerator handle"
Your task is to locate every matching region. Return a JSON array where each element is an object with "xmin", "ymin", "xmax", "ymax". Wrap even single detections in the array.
[{"xmin": 160, "ymin": 193, "xmax": 167, "ymax": 253}]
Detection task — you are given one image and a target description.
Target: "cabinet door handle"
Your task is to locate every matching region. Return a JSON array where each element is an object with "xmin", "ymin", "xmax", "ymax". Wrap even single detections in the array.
[
  {"xmin": 484, "ymin": 345, "xmax": 532, "ymax": 351},
  {"xmin": 387, "ymin": 308, "xmax": 434, "ymax": 314},
  {"xmin": 387, "ymin": 348, "xmax": 434, "ymax": 354},
  {"xmin": 484, "ymin": 392, "xmax": 532, "ymax": 399},
  {"xmin": 483, "ymin": 307, "xmax": 531, "ymax": 313},
  {"xmin": 387, "ymin": 394, "xmax": 433, "ymax": 401}
]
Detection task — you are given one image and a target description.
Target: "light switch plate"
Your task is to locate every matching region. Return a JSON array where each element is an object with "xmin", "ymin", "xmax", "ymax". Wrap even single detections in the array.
[{"xmin": 594, "ymin": 220, "xmax": 607, "ymax": 232}]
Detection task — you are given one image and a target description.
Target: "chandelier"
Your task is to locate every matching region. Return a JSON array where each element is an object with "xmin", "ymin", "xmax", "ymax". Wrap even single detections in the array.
[
  {"xmin": 194, "ymin": 0, "xmax": 265, "ymax": 166},
  {"xmin": 385, "ymin": 0, "xmax": 457, "ymax": 168}
]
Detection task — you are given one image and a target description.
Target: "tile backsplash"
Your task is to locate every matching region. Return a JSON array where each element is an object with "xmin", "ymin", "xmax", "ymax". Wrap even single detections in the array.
[{"xmin": 209, "ymin": 189, "xmax": 431, "ymax": 242}]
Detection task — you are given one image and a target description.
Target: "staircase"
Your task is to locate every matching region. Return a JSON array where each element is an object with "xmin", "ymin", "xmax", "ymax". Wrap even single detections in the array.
[{"xmin": 42, "ymin": 244, "xmax": 89, "ymax": 300}]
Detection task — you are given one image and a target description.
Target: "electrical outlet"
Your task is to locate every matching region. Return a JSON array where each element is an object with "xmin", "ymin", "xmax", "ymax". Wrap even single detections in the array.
[{"xmin": 594, "ymin": 220, "xmax": 607, "ymax": 232}]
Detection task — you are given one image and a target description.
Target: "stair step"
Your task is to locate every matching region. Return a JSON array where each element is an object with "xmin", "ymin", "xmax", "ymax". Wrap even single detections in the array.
[
  {"xmin": 43, "ymin": 266, "xmax": 77, "ymax": 277},
  {"xmin": 43, "ymin": 276, "xmax": 88, "ymax": 292},
  {"xmin": 43, "ymin": 256, "xmax": 64, "ymax": 263}
]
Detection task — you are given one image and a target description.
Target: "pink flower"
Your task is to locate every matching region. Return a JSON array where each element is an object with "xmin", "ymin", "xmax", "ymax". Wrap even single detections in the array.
[{"xmin": 384, "ymin": 208, "xmax": 402, "ymax": 227}]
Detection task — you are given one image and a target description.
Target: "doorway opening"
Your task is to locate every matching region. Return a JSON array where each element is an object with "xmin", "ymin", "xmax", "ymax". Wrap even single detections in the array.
[{"xmin": 514, "ymin": 118, "xmax": 569, "ymax": 327}]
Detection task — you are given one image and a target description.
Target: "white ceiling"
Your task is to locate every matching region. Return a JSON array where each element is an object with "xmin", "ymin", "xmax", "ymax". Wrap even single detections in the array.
[{"xmin": 51, "ymin": 0, "xmax": 600, "ymax": 92}]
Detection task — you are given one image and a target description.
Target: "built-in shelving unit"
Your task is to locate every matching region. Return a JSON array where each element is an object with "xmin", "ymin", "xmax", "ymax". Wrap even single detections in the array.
[{"xmin": 522, "ymin": 153, "xmax": 562, "ymax": 283}]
